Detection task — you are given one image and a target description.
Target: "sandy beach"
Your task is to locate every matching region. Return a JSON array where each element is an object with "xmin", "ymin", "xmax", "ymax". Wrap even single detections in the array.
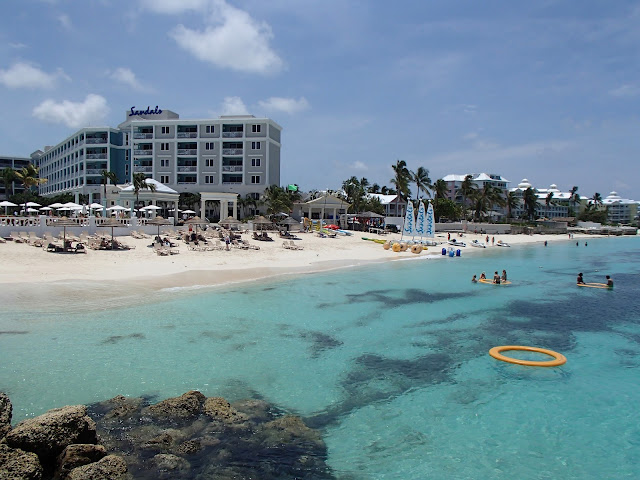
[{"xmin": 0, "ymin": 229, "xmax": 602, "ymax": 292}]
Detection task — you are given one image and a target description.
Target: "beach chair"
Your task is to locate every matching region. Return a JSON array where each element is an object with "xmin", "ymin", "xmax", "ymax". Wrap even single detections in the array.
[
  {"xmin": 288, "ymin": 240, "xmax": 303, "ymax": 250},
  {"xmin": 9, "ymin": 232, "xmax": 25, "ymax": 243},
  {"xmin": 28, "ymin": 232, "xmax": 44, "ymax": 247},
  {"xmin": 19, "ymin": 232, "xmax": 31, "ymax": 243},
  {"xmin": 282, "ymin": 241, "xmax": 292, "ymax": 249},
  {"xmin": 0, "ymin": 236, "xmax": 6, "ymax": 243},
  {"xmin": 244, "ymin": 240, "xmax": 260, "ymax": 250}
]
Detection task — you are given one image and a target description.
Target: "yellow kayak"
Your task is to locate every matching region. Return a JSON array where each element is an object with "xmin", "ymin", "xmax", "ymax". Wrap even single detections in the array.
[
  {"xmin": 578, "ymin": 283, "xmax": 612, "ymax": 289},
  {"xmin": 478, "ymin": 278, "xmax": 511, "ymax": 286}
]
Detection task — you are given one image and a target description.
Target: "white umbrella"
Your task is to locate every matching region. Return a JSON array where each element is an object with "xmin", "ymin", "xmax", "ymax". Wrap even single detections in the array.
[
  {"xmin": 62, "ymin": 202, "xmax": 82, "ymax": 209},
  {"xmin": 39, "ymin": 206, "xmax": 52, "ymax": 211},
  {"xmin": 106, "ymin": 205, "xmax": 127, "ymax": 211},
  {"xmin": 141, "ymin": 205, "xmax": 162, "ymax": 210},
  {"xmin": 169, "ymin": 208, "xmax": 182, "ymax": 212},
  {"xmin": 48, "ymin": 202, "xmax": 64, "ymax": 209},
  {"xmin": 26, "ymin": 208, "xmax": 39, "ymax": 213},
  {"xmin": 89, "ymin": 203, "xmax": 104, "ymax": 209},
  {"xmin": 21, "ymin": 201, "xmax": 41, "ymax": 207},
  {"xmin": 182, "ymin": 209, "xmax": 196, "ymax": 214},
  {"xmin": 0, "ymin": 200, "xmax": 17, "ymax": 215}
]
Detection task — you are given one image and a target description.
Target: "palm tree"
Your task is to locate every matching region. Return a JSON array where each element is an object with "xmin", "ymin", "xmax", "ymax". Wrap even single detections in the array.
[
  {"xmin": 411, "ymin": 166, "xmax": 432, "ymax": 201},
  {"xmin": 132, "ymin": 172, "xmax": 156, "ymax": 214},
  {"xmin": 569, "ymin": 186, "xmax": 580, "ymax": 215},
  {"xmin": 523, "ymin": 187, "xmax": 539, "ymax": 220},
  {"xmin": 505, "ymin": 191, "xmax": 520, "ymax": 220},
  {"xmin": 591, "ymin": 192, "xmax": 603, "ymax": 208},
  {"xmin": 432, "ymin": 179, "xmax": 448, "ymax": 222},
  {"xmin": 470, "ymin": 184, "xmax": 503, "ymax": 221},
  {"xmin": 1, "ymin": 167, "xmax": 17, "ymax": 200},
  {"xmin": 342, "ymin": 176, "xmax": 364, "ymax": 213},
  {"xmin": 544, "ymin": 191, "xmax": 554, "ymax": 218},
  {"xmin": 14, "ymin": 164, "xmax": 47, "ymax": 197},
  {"xmin": 262, "ymin": 185, "xmax": 292, "ymax": 216},
  {"xmin": 390, "ymin": 160, "xmax": 411, "ymax": 217},
  {"xmin": 458, "ymin": 174, "xmax": 476, "ymax": 220},
  {"xmin": 369, "ymin": 183, "xmax": 381, "ymax": 194},
  {"xmin": 100, "ymin": 170, "xmax": 117, "ymax": 204}
]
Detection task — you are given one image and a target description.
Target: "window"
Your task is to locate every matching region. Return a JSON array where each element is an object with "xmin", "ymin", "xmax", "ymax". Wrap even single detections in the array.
[
  {"xmin": 205, "ymin": 175, "xmax": 214, "ymax": 184},
  {"xmin": 160, "ymin": 143, "xmax": 169, "ymax": 151},
  {"xmin": 205, "ymin": 158, "xmax": 215, "ymax": 167},
  {"xmin": 251, "ymin": 175, "xmax": 261, "ymax": 184},
  {"xmin": 125, "ymin": 164, "xmax": 129, "ymax": 176},
  {"xmin": 251, "ymin": 141, "xmax": 261, "ymax": 150},
  {"xmin": 161, "ymin": 126, "xmax": 170, "ymax": 134},
  {"xmin": 252, "ymin": 124, "xmax": 261, "ymax": 133},
  {"xmin": 251, "ymin": 158, "xmax": 261, "ymax": 167},
  {"xmin": 160, "ymin": 159, "xmax": 169, "ymax": 167},
  {"xmin": 205, "ymin": 125, "xmax": 215, "ymax": 134},
  {"xmin": 160, "ymin": 175, "xmax": 169, "ymax": 184},
  {"xmin": 205, "ymin": 142, "xmax": 214, "ymax": 150}
]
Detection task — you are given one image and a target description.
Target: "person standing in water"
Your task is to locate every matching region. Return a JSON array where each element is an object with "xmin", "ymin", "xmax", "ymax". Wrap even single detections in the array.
[
  {"xmin": 606, "ymin": 275, "xmax": 613, "ymax": 287},
  {"xmin": 577, "ymin": 272, "xmax": 585, "ymax": 284}
]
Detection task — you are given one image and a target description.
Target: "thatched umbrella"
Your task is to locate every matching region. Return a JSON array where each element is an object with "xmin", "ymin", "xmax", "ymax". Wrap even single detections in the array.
[
  {"xmin": 277, "ymin": 216, "xmax": 301, "ymax": 231},
  {"xmin": 219, "ymin": 216, "xmax": 241, "ymax": 229},
  {"xmin": 97, "ymin": 217, "xmax": 126, "ymax": 249},
  {"xmin": 50, "ymin": 216, "xmax": 81, "ymax": 252},
  {"xmin": 147, "ymin": 216, "xmax": 171, "ymax": 238},
  {"xmin": 252, "ymin": 215, "xmax": 273, "ymax": 231},
  {"xmin": 184, "ymin": 216, "xmax": 209, "ymax": 238}
]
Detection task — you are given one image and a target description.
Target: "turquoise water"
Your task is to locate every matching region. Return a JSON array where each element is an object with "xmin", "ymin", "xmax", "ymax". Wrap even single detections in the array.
[{"xmin": 1, "ymin": 237, "xmax": 639, "ymax": 479}]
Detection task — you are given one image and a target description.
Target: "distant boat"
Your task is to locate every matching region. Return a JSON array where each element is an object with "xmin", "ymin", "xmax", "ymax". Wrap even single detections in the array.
[
  {"xmin": 470, "ymin": 239, "xmax": 486, "ymax": 248},
  {"xmin": 495, "ymin": 240, "xmax": 511, "ymax": 247},
  {"xmin": 448, "ymin": 239, "xmax": 466, "ymax": 247}
]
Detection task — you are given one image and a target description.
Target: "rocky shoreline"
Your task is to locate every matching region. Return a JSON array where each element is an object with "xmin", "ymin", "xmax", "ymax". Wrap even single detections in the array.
[{"xmin": 0, "ymin": 391, "xmax": 334, "ymax": 479}]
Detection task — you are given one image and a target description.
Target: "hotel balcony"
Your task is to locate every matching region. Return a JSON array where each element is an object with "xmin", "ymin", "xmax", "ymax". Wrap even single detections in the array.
[
  {"xmin": 86, "ymin": 137, "xmax": 107, "ymax": 144},
  {"xmin": 133, "ymin": 133, "xmax": 153, "ymax": 139},
  {"xmin": 222, "ymin": 148, "xmax": 243, "ymax": 155},
  {"xmin": 177, "ymin": 149, "xmax": 197, "ymax": 155},
  {"xmin": 177, "ymin": 132, "xmax": 198, "ymax": 138},
  {"xmin": 178, "ymin": 166, "xmax": 197, "ymax": 173},
  {"xmin": 86, "ymin": 154, "xmax": 107, "ymax": 159},
  {"xmin": 222, "ymin": 131, "xmax": 243, "ymax": 138},
  {"xmin": 134, "ymin": 166, "xmax": 153, "ymax": 173},
  {"xmin": 222, "ymin": 166, "xmax": 243, "ymax": 172},
  {"xmin": 85, "ymin": 169, "xmax": 104, "ymax": 175},
  {"xmin": 134, "ymin": 149, "xmax": 153, "ymax": 155}
]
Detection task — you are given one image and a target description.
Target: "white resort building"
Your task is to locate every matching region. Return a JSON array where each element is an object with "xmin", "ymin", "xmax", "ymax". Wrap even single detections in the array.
[
  {"xmin": 601, "ymin": 192, "xmax": 639, "ymax": 224},
  {"xmin": 30, "ymin": 107, "xmax": 282, "ymax": 221}
]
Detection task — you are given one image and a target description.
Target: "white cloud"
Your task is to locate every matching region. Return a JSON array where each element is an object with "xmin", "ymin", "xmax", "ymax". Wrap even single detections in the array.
[
  {"xmin": 138, "ymin": 0, "xmax": 209, "ymax": 14},
  {"xmin": 109, "ymin": 67, "xmax": 145, "ymax": 91},
  {"xmin": 9, "ymin": 42, "xmax": 27, "ymax": 49},
  {"xmin": 169, "ymin": 1, "xmax": 283, "ymax": 74},
  {"xmin": 258, "ymin": 97, "xmax": 309, "ymax": 114},
  {"xmin": 349, "ymin": 161, "xmax": 368, "ymax": 171},
  {"xmin": 57, "ymin": 14, "xmax": 72, "ymax": 30},
  {"xmin": 0, "ymin": 62, "xmax": 68, "ymax": 89},
  {"xmin": 462, "ymin": 131, "xmax": 478, "ymax": 141},
  {"xmin": 220, "ymin": 96, "xmax": 249, "ymax": 115},
  {"xmin": 32, "ymin": 94, "xmax": 109, "ymax": 128},
  {"xmin": 608, "ymin": 84, "xmax": 640, "ymax": 97}
]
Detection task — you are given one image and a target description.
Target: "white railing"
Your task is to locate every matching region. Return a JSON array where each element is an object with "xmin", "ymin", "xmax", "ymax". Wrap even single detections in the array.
[
  {"xmin": 222, "ymin": 131, "xmax": 243, "ymax": 138},
  {"xmin": 134, "ymin": 166, "xmax": 153, "ymax": 173},
  {"xmin": 177, "ymin": 166, "xmax": 197, "ymax": 172},
  {"xmin": 86, "ymin": 138, "xmax": 107, "ymax": 144},
  {"xmin": 177, "ymin": 149, "xmax": 197, "ymax": 155},
  {"xmin": 86, "ymin": 154, "xmax": 107, "ymax": 159},
  {"xmin": 134, "ymin": 149, "xmax": 153, "ymax": 155},
  {"xmin": 86, "ymin": 169, "xmax": 103, "ymax": 175},
  {"xmin": 222, "ymin": 181, "xmax": 242, "ymax": 185},
  {"xmin": 222, "ymin": 166, "xmax": 243, "ymax": 172},
  {"xmin": 177, "ymin": 132, "xmax": 198, "ymax": 138},
  {"xmin": 0, "ymin": 216, "xmax": 41, "ymax": 227},
  {"xmin": 222, "ymin": 148, "xmax": 243, "ymax": 155},
  {"xmin": 177, "ymin": 181, "xmax": 197, "ymax": 184},
  {"xmin": 134, "ymin": 133, "xmax": 153, "ymax": 139}
]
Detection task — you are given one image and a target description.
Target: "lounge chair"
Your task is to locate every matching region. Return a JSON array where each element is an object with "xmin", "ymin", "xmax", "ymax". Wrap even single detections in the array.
[
  {"xmin": 9, "ymin": 232, "xmax": 25, "ymax": 243},
  {"xmin": 28, "ymin": 232, "xmax": 44, "ymax": 247},
  {"xmin": 288, "ymin": 240, "xmax": 303, "ymax": 250}
]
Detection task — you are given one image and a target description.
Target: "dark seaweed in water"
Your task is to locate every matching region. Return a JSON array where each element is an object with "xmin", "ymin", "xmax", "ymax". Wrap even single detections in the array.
[{"xmin": 87, "ymin": 394, "xmax": 334, "ymax": 480}]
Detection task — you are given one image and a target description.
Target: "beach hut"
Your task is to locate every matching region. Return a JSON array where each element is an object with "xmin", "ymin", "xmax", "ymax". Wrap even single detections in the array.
[
  {"xmin": 97, "ymin": 217, "xmax": 128, "ymax": 249},
  {"xmin": 49, "ymin": 216, "xmax": 82, "ymax": 252},
  {"xmin": 147, "ymin": 216, "xmax": 171, "ymax": 238}
]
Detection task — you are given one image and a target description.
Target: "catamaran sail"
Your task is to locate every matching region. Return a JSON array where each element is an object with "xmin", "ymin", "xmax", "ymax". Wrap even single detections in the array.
[
  {"xmin": 415, "ymin": 201, "xmax": 426, "ymax": 239},
  {"xmin": 425, "ymin": 201, "xmax": 435, "ymax": 238},
  {"xmin": 401, "ymin": 201, "xmax": 415, "ymax": 240}
]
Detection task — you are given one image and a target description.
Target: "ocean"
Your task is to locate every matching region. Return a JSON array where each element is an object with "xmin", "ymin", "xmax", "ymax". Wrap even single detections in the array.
[{"xmin": 1, "ymin": 236, "xmax": 639, "ymax": 479}]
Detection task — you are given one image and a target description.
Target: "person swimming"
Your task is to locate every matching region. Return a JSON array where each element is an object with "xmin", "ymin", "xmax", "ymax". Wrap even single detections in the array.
[
  {"xmin": 606, "ymin": 275, "xmax": 613, "ymax": 287},
  {"xmin": 479, "ymin": 272, "xmax": 486, "ymax": 280},
  {"xmin": 471, "ymin": 274, "xmax": 478, "ymax": 283},
  {"xmin": 577, "ymin": 272, "xmax": 585, "ymax": 284}
]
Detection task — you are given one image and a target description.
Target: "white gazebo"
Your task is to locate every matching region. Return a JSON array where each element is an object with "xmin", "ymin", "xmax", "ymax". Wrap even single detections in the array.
[
  {"xmin": 293, "ymin": 195, "xmax": 350, "ymax": 223},
  {"xmin": 118, "ymin": 179, "xmax": 180, "ymax": 219}
]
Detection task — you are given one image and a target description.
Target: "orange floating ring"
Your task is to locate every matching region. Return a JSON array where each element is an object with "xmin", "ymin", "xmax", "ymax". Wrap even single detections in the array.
[{"xmin": 489, "ymin": 345, "xmax": 566, "ymax": 367}]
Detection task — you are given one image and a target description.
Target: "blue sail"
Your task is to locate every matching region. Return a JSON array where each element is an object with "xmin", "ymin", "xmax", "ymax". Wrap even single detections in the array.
[
  {"xmin": 415, "ymin": 201, "xmax": 426, "ymax": 237},
  {"xmin": 402, "ymin": 201, "xmax": 415, "ymax": 237},
  {"xmin": 425, "ymin": 201, "xmax": 435, "ymax": 238}
]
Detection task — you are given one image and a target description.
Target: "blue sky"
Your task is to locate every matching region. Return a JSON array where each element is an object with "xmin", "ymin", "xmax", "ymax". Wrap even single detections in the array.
[{"xmin": 1, "ymin": 0, "xmax": 639, "ymax": 200}]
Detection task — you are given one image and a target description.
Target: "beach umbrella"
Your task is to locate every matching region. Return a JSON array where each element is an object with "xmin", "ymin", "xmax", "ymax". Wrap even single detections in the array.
[
  {"xmin": 184, "ymin": 215, "xmax": 209, "ymax": 237},
  {"xmin": 0, "ymin": 200, "xmax": 17, "ymax": 215},
  {"xmin": 141, "ymin": 205, "xmax": 162, "ymax": 210},
  {"xmin": 182, "ymin": 209, "xmax": 196, "ymax": 215},
  {"xmin": 106, "ymin": 205, "xmax": 127, "ymax": 211},
  {"xmin": 97, "ymin": 217, "xmax": 126, "ymax": 249},
  {"xmin": 219, "ymin": 216, "xmax": 241, "ymax": 229},
  {"xmin": 26, "ymin": 208, "xmax": 39, "ymax": 213},
  {"xmin": 252, "ymin": 215, "xmax": 273, "ymax": 231},
  {"xmin": 278, "ymin": 216, "xmax": 301, "ymax": 231},
  {"xmin": 48, "ymin": 202, "xmax": 64, "ymax": 208},
  {"xmin": 89, "ymin": 203, "xmax": 104, "ymax": 209},
  {"xmin": 51, "ymin": 216, "xmax": 81, "ymax": 252},
  {"xmin": 147, "ymin": 216, "xmax": 171, "ymax": 238}
]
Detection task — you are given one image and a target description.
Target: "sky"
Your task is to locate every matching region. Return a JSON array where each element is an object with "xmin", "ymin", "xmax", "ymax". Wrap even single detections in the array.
[{"xmin": 1, "ymin": 0, "xmax": 640, "ymax": 200}]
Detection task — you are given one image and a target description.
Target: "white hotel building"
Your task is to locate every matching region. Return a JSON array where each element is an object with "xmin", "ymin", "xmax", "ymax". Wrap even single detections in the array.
[{"xmin": 31, "ymin": 108, "xmax": 281, "ymax": 219}]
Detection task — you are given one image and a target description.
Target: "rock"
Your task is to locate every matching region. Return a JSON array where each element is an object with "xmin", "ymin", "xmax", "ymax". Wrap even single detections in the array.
[
  {"xmin": 152, "ymin": 453, "xmax": 190, "ymax": 473},
  {"xmin": 203, "ymin": 397, "xmax": 246, "ymax": 424},
  {"xmin": 0, "ymin": 443, "xmax": 42, "ymax": 480},
  {"xmin": 0, "ymin": 392, "xmax": 11, "ymax": 438},
  {"xmin": 175, "ymin": 439, "xmax": 202, "ymax": 455},
  {"xmin": 147, "ymin": 391, "xmax": 206, "ymax": 419},
  {"xmin": 5, "ymin": 405, "xmax": 97, "ymax": 474},
  {"xmin": 141, "ymin": 432, "xmax": 174, "ymax": 451},
  {"xmin": 231, "ymin": 399, "xmax": 272, "ymax": 423},
  {"xmin": 100, "ymin": 395, "xmax": 142, "ymax": 420},
  {"xmin": 258, "ymin": 415, "xmax": 324, "ymax": 449},
  {"xmin": 54, "ymin": 444, "xmax": 106, "ymax": 480},
  {"xmin": 66, "ymin": 454, "xmax": 130, "ymax": 480}
]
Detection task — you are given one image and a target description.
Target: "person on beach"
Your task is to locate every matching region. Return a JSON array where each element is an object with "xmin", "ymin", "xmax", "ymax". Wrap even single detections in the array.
[
  {"xmin": 486, "ymin": 235, "xmax": 489, "ymax": 243},
  {"xmin": 544, "ymin": 240, "xmax": 548, "ymax": 246},
  {"xmin": 577, "ymin": 272, "xmax": 585, "ymax": 284},
  {"xmin": 471, "ymin": 274, "xmax": 478, "ymax": 283},
  {"xmin": 480, "ymin": 272, "xmax": 486, "ymax": 280},
  {"xmin": 606, "ymin": 275, "xmax": 613, "ymax": 287},
  {"xmin": 501, "ymin": 270, "xmax": 507, "ymax": 282},
  {"xmin": 492, "ymin": 236, "xmax": 495, "ymax": 245},
  {"xmin": 493, "ymin": 271, "xmax": 501, "ymax": 284}
]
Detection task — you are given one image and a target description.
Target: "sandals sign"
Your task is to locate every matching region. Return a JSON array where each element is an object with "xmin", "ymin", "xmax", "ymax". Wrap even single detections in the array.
[{"xmin": 129, "ymin": 106, "xmax": 163, "ymax": 116}]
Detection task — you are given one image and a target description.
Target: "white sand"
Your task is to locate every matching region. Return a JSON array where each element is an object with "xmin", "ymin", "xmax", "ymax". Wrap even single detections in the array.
[{"xmin": 0, "ymin": 229, "xmax": 602, "ymax": 293}]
